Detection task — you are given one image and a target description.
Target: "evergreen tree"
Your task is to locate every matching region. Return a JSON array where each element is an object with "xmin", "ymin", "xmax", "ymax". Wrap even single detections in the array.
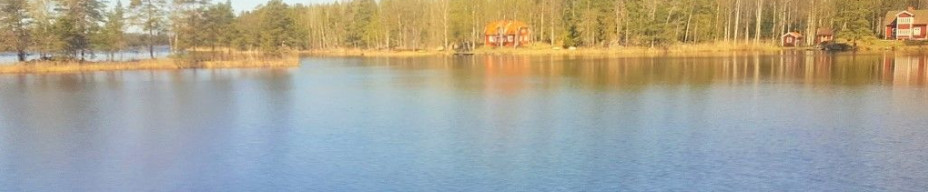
[
  {"xmin": 231, "ymin": 10, "xmax": 261, "ymax": 51},
  {"xmin": 579, "ymin": 0, "xmax": 615, "ymax": 47},
  {"xmin": 448, "ymin": 0, "xmax": 476, "ymax": 45},
  {"xmin": 836, "ymin": 0, "xmax": 874, "ymax": 45},
  {"xmin": 97, "ymin": 0, "xmax": 127, "ymax": 61},
  {"xmin": 53, "ymin": 0, "xmax": 105, "ymax": 61},
  {"xmin": 203, "ymin": 0, "xmax": 234, "ymax": 52},
  {"xmin": 643, "ymin": 1, "xmax": 677, "ymax": 47},
  {"xmin": 1, "ymin": 0, "xmax": 32, "ymax": 61},
  {"xmin": 129, "ymin": 0, "xmax": 167, "ymax": 59},
  {"xmin": 346, "ymin": 0, "xmax": 376, "ymax": 48},
  {"xmin": 171, "ymin": 0, "xmax": 209, "ymax": 52},
  {"xmin": 258, "ymin": 0, "xmax": 298, "ymax": 56},
  {"xmin": 29, "ymin": 0, "xmax": 58, "ymax": 59},
  {"xmin": 561, "ymin": 0, "xmax": 582, "ymax": 48}
]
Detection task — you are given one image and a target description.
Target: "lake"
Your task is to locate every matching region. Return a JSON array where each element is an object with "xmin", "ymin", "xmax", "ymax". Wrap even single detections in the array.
[
  {"xmin": 0, "ymin": 46, "xmax": 173, "ymax": 65},
  {"xmin": 1, "ymin": 52, "xmax": 927, "ymax": 191}
]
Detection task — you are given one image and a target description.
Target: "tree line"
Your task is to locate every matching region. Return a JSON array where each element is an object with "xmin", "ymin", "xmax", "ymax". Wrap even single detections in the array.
[
  {"xmin": 1, "ymin": 0, "xmax": 924, "ymax": 62},
  {"xmin": 284, "ymin": 0, "xmax": 918, "ymax": 49},
  {"xmin": 0, "ymin": 0, "xmax": 297, "ymax": 62}
]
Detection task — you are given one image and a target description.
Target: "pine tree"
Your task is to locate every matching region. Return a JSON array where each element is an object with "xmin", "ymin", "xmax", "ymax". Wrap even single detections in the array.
[
  {"xmin": 231, "ymin": 10, "xmax": 261, "ymax": 51},
  {"xmin": 258, "ymin": 0, "xmax": 298, "ymax": 56},
  {"xmin": 97, "ymin": 0, "xmax": 127, "ymax": 61},
  {"xmin": 29, "ymin": 0, "xmax": 58, "ymax": 60},
  {"xmin": 203, "ymin": 0, "xmax": 234, "ymax": 53},
  {"xmin": 836, "ymin": 0, "xmax": 874, "ymax": 45},
  {"xmin": 448, "ymin": 0, "xmax": 474, "ymax": 46},
  {"xmin": 346, "ymin": 0, "xmax": 376, "ymax": 48},
  {"xmin": 171, "ymin": 0, "xmax": 210, "ymax": 52},
  {"xmin": 53, "ymin": 0, "xmax": 105, "ymax": 61},
  {"xmin": 129, "ymin": 0, "xmax": 167, "ymax": 59},
  {"xmin": 562, "ymin": 0, "xmax": 582, "ymax": 48},
  {"xmin": 1, "ymin": 0, "xmax": 32, "ymax": 61}
]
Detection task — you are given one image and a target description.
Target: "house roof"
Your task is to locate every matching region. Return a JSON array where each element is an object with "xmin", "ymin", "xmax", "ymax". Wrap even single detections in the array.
[
  {"xmin": 884, "ymin": 10, "xmax": 928, "ymax": 25},
  {"xmin": 782, "ymin": 32, "xmax": 803, "ymax": 38},
  {"xmin": 816, "ymin": 28, "xmax": 834, "ymax": 36},
  {"xmin": 485, "ymin": 20, "xmax": 530, "ymax": 35}
]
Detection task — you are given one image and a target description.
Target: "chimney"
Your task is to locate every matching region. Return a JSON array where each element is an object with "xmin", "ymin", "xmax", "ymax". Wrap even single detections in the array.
[{"xmin": 908, "ymin": 6, "xmax": 915, "ymax": 12}]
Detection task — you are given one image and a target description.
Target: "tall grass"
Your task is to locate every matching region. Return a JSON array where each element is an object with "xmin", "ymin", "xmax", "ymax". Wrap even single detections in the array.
[
  {"xmin": 0, "ymin": 52, "xmax": 300, "ymax": 74},
  {"xmin": 301, "ymin": 41, "xmax": 785, "ymax": 57}
]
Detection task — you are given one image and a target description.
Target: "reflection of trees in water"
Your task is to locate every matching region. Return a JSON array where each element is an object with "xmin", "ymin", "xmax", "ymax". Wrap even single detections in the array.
[
  {"xmin": 780, "ymin": 52, "xmax": 928, "ymax": 86},
  {"xmin": 365, "ymin": 53, "xmax": 928, "ymax": 94},
  {"xmin": 884, "ymin": 53, "xmax": 928, "ymax": 86},
  {"xmin": 473, "ymin": 53, "xmax": 928, "ymax": 87}
]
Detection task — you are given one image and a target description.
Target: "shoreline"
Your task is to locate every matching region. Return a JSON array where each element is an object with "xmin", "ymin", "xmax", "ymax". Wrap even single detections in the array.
[
  {"xmin": 0, "ymin": 56, "xmax": 300, "ymax": 75},
  {"xmin": 301, "ymin": 45, "xmax": 830, "ymax": 58},
  {"xmin": 4, "ymin": 42, "xmax": 928, "ymax": 74},
  {"xmin": 301, "ymin": 43, "xmax": 787, "ymax": 57},
  {"xmin": 300, "ymin": 41, "xmax": 928, "ymax": 57}
]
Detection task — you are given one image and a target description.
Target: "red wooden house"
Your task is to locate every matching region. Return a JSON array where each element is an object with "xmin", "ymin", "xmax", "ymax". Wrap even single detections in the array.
[
  {"xmin": 484, "ymin": 20, "xmax": 531, "ymax": 47},
  {"xmin": 815, "ymin": 28, "xmax": 834, "ymax": 44},
  {"xmin": 781, "ymin": 32, "xmax": 803, "ymax": 47},
  {"xmin": 884, "ymin": 7, "xmax": 928, "ymax": 40}
]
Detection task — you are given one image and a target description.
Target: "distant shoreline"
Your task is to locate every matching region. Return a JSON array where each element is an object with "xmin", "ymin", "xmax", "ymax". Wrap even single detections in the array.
[
  {"xmin": 0, "ymin": 56, "xmax": 299, "ymax": 75},
  {"xmin": 300, "ymin": 42, "xmax": 928, "ymax": 57},
  {"xmin": 4, "ymin": 42, "xmax": 928, "ymax": 74},
  {"xmin": 302, "ymin": 42, "xmax": 789, "ymax": 57}
]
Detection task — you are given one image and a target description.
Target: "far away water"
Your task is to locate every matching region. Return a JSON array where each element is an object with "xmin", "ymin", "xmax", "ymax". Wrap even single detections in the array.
[
  {"xmin": 0, "ymin": 52, "xmax": 927, "ymax": 191},
  {"xmin": 0, "ymin": 46, "xmax": 172, "ymax": 65}
]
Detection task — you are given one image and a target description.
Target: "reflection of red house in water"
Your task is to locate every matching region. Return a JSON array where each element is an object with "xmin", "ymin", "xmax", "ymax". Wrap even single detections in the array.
[
  {"xmin": 482, "ymin": 56, "xmax": 533, "ymax": 94},
  {"xmin": 884, "ymin": 7, "xmax": 928, "ymax": 40},
  {"xmin": 484, "ymin": 20, "xmax": 531, "ymax": 48},
  {"xmin": 883, "ymin": 55, "xmax": 928, "ymax": 85}
]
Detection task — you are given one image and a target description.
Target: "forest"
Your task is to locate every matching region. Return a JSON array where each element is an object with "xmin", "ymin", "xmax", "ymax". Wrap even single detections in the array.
[{"xmin": 1, "ymin": 0, "xmax": 925, "ymax": 62}]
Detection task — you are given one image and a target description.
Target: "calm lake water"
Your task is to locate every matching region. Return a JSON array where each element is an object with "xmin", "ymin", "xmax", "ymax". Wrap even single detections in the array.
[
  {"xmin": 1, "ymin": 52, "xmax": 927, "ymax": 191},
  {"xmin": 0, "ymin": 46, "xmax": 172, "ymax": 65}
]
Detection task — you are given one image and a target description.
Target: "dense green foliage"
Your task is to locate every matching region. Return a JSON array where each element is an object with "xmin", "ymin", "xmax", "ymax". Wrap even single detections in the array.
[
  {"xmin": 53, "ymin": 0, "xmax": 106, "ymax": 61},
  {"xmin": 1, "ymin": 0, "xmax": 926, "ymax": 61},
  {"xmin": 289, "ymin": 0, "xmax": 919, "ymax": 49},
  {"xmin": 835, "ymin": 0, "xmax": 875, "ymax": 44}
]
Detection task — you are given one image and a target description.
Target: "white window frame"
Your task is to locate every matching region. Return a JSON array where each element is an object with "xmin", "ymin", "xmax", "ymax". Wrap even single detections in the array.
[
  {"xmin": 915, "ymin": 27, "xmax": 922, "ymax": 36},
  {"xmin": 899, "ymin": 29, "xmax": 912, "ymax": 36}
]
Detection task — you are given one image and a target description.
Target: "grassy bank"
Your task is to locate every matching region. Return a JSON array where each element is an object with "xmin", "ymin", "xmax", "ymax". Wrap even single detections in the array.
[
  {"xmin": 302, "ymin": 42, "xmax": 786, "ymax": 57},
  {"xmin": 0, "ymin": 54, "xmax": 300, "ymax": 75},
  {"xmin": 855, "ymin": 40, "xmax": 928, "ymax": 51}
]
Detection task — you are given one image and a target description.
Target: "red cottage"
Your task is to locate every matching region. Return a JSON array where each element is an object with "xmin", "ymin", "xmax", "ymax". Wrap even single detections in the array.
[
  {"xmin": 781, "ymin": 32, "xmax": 803, "ymax": 47},
  {"xmin": 884, "ymin": 7, "xmax": 928, "ymax": 40},
  {"xmin": 484, "ymin": 20, "xmax": 531, "ymax": 48},
  {"xmin": 816, "ymin": 28, "xmax": 834, "ymax": 44}
]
